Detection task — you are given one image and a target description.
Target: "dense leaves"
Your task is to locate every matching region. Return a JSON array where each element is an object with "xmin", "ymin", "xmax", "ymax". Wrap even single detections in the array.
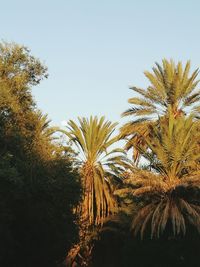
[
  {"xmin": 120, "ymin": 60, "xmax": 200, "ymax": 162},
  {"xmin": 0, "ymin": 43, "xmax": 81, "ymax": 267},
  {"xmin": 0, "ymin": 43, "xmax": 199, "ymax": 267}
]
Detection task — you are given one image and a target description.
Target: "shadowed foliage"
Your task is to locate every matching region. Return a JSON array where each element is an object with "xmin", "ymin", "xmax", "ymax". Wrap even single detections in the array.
[
  {"xmin": 117, "ymin": 111, "xmax": 200, "ymax": 239},
  {"xmin": 1, "ymin": 44, "xmax": 200, "ymax": 267},
  {"xmin": 0, "ymin": 42, "xmax": 81, "ymax": 267},
  {"xmin": 64, "ymin": 116, "xmax": 133, "ymax": 266}
]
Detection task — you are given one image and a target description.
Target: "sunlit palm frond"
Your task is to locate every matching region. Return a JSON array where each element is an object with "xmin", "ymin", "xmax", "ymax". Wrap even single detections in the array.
[
  {"xmin": 119, "ymin": 114, "xmax": 200, "ymax": 238},
  {"xmin": 64, "ymin": 116, "xmax": 131, "ymax": 226},
  {"xmin": 121, "ymin": 59, "xmax": 200, "ymax": 162}
]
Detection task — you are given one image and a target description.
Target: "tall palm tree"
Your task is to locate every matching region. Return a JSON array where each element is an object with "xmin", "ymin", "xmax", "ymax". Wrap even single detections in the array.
[
  {"xmin": 121, "ymin": 111, "xmax": 200, "ymax": 238},
  {"xmin": 64, "ymin": 116, "xmax": 134, "ymax": 266},
  {"xmin": 64, "ymin": 116, "xmax": 131, "ymax": 226},
  {"xmin": 121, "ymin": 59, "xmax": 200, "ymax": 162}
]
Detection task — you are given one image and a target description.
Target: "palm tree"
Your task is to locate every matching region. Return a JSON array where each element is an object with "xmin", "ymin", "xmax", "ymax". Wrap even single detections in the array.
[
  {"xmin": 64, "ymin": 116, "xmax": 133, "ymax": 266},
  {"xmin": 64, "ymin": 116, "xmax": 131, "ymax": 226},
  {"xmin": 29, "ymin": 111, "xmax": 60, "ymax": 160},
  {"xmin": 122, "ymin": 112, "xmax": 200, "ymax": 239},
  {"xmin": 121, "ymin": 59, "xmax": 200, "ymax": 162}
]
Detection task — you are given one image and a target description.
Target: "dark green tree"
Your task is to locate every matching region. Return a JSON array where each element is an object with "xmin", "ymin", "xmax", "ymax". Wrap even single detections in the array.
[{"xmin": 0, "ymin": 42, "xmax": 81, "ymax": 267}]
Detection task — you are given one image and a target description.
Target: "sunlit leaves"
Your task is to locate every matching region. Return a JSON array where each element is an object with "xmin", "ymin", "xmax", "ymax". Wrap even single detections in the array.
[
  {"xmin": 64, "ymin": 116, "xmax": 132, "ymax": 226},
  {"xmin": 123, "ymin": 115, "xmax": 200, "ymax": 238},
  {"xmin": 121, "ymin": 59, "xmax": 200, "ymax": 163}
]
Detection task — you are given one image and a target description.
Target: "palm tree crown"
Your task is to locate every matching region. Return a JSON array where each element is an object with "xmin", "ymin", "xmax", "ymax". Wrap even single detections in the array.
[
  {"xmin": 123, "ymin": 59, "xmax": 200, "ymax": 119},
  {"xmin": 121, "ymin": 112, "xmax": 200, "ymax": 238},
  {"xmin": 65, "ymin": 116, "xmax": 130, "ymax": 225},
  {"xmin": 121, "ymin": 59, "xmax": 200, "ymax": 162}
]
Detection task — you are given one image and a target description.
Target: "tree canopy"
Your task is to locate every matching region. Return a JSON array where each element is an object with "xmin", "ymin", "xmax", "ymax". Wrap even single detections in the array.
[
  {"xmin": 0, "ymin": 43, "xmax": 199, "ymax": 267},
  {"xmin": 0, "ymin": 43, "xmax": 82, "ymax": 267}
]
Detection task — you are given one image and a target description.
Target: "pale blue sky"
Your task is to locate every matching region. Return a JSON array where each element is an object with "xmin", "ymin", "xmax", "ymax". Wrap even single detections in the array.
[{"xmin": 1, "ymin": 0, "xmax": 200, "ymax": 128}]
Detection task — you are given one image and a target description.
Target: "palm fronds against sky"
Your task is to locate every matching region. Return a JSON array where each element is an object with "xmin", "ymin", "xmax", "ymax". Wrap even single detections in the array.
[
  {"xmin": 123, "ymin": 59, "xmax": 200, "ymax": 119},
  {"xmin": 120, "ymin": 60, "xmax": 200, "ymax": 163},
  {"xmin": 64, "ymin": 116, "xmax": 132, "ymax": 225}
]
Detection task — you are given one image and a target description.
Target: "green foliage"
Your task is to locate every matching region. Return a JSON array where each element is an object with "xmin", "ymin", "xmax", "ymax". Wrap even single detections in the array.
[
  {"xmin": 0, "ymin": 42, "xmax": 81, "ymax": 267},
  {"xmin": 123, "ymin": 59, "xmax": 200, "ymax": 120},
  {"xmin": 117, "ymin": 113, "xmax": 200, "ymax": 240},
  {"xmin": 91, "ymin": 59, "xmax": 200, "ymax": 267},
  {"xmin": 0, "ymin": 42, "xmax": 47, "ymax": 112},
  {"xmin": 121, "ymin": 59, "xmax": 200, "ymax": 162},
  {"xmin": 1, "ymin": 44, "xmax": 200, "ymax": 267},
  {"xmin": 64, "ymin": 116, "xmax": 131, "ymax": 226}
]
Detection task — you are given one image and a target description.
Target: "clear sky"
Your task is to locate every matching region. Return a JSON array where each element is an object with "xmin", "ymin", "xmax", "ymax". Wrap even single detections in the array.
[{"xmin": 1, "ymin": 0, "xmax": 200, "ymax": 128}]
